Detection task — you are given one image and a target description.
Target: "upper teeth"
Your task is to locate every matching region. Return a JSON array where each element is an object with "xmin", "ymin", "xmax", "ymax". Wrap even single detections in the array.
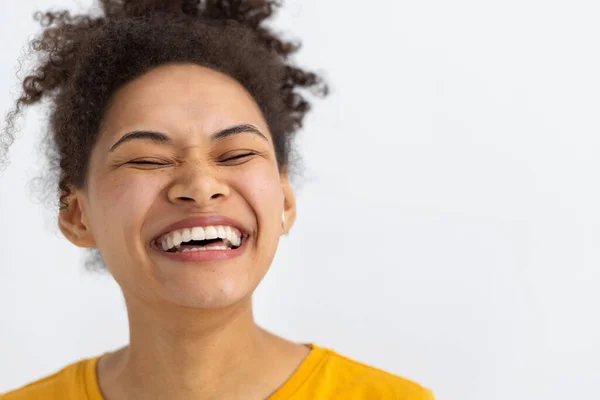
[{"xmin": 158, "ymin": 225, "xmax": 242, "ymax": 251}]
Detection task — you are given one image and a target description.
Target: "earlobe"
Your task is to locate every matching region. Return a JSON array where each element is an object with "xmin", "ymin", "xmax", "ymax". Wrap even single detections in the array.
[
  {"xmin": 57, "ymin": 192, "xmax": 96, "ymax": 248},
  {"xmin": 280, "ymin": 173, "xmax": 296, "ymax": 234}
]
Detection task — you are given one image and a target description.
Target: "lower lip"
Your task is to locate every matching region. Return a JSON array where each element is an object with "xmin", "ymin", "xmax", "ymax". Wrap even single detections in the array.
[{"xmin": 150, "ymin": 238, "xmax": 248, "ymax": 262}]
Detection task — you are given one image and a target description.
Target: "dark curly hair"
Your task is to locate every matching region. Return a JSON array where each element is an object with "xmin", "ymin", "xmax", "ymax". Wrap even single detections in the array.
[{"xmin": 0, "ymin": 0, "xmax": 327, "ymax": 270}]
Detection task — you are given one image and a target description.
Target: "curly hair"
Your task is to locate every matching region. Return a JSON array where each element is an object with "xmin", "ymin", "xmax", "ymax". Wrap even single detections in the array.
[
  {"xmin": 0, "ymin": 0, "xmax": 327, "ymax": 271},
  {"xmin": 1, "ymin": 0, "xmax": 327, "ymax": 212}
]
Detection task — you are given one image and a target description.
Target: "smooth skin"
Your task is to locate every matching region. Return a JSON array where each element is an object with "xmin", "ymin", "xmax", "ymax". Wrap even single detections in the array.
[{"xmin": 58, "ymin": 63, "xmax": 309, "ymax": 400}]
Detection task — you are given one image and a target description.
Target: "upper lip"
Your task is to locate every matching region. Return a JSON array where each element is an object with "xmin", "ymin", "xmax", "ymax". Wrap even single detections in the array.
[{"xmin": 151, "ymin": 215, "xmax": 249, "ymax": 245}]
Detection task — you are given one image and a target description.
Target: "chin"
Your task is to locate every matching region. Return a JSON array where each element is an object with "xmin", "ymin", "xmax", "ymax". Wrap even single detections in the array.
[{"xmin": 157, "ymin": 271, "xmax": 259, "ymax": 310}]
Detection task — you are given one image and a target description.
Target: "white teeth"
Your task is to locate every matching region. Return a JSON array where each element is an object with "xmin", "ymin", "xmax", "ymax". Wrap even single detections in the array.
[
  {"xmin": 180, "ymin": 245, "xmax": 229, "ymax": 252},
  {"xmin": 204, "ymin": 226, "xmax": 218, "ymax": 240},
  {"xmin": 158, "ymin": 224, "xmax": 243, "ymax": 251},
  {"xmin": 182, "ymin": 247, "xmax": 205, "ymax": 253},
  {"xmin": 191, "ymin": 227, "xmax": 205, "ymax": 240},
  {"xmin": 226, "ymin": 227, "xmax": 241, "ymax": 247},
  {"xmin": 226, "ymin": 226, "xmax": 239, "ymax": 246},
  {"xmin": 172, "ymin": 231, "xmax": 182, "ymax": 247},
  {"xmin": 181, "ymin": 228, "xmax": 192, "ymax": 243},
  {"xmin": 182, "ymin": 247, "xmax": 204, "ymax": 252}
]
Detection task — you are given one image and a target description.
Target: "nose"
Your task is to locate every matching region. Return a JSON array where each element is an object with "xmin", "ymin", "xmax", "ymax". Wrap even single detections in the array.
[{"xmin": 167, "ymin": 162, "xmax": 230, "ymax": 207}]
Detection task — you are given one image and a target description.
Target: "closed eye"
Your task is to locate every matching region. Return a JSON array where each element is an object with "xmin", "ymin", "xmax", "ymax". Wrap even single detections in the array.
[
  {"xmin": 128, "ymin": 159, "xmax": 169, "ymax": 166},
  {"xmin": 225, "ymin": 153, "xmax": 255, "ymax": 161},
  {"xmin": 221, "ymin": 152, "xmax": 257, "ymax": 165}
]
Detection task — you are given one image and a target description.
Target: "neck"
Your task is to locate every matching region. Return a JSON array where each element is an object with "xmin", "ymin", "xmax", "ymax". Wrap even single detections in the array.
[{"xmin": 102, "ymin": 294, "xmax": 279, "ymax": 399}]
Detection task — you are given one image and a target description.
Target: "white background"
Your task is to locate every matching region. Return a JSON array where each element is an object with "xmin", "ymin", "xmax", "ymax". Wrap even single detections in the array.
[{"xmin": 1, "ymin": 1, "xmax": 600, "ymax": 399}]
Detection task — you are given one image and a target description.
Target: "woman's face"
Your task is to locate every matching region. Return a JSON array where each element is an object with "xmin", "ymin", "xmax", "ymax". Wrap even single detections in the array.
[{"xmin": 59, "ymin": 63, "xmax": 295, "ymax": 310}]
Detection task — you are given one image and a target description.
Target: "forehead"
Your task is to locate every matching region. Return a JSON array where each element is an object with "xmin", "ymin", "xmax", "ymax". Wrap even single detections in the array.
[{"xmin": 99, "ymin": 63, "xmax": 268, "ymax": 139}]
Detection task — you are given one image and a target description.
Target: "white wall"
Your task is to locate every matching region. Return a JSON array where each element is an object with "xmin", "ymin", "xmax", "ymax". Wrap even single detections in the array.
[{"xmin": 2, "ymin": 1, "xmax": 600, "ymax": 399}]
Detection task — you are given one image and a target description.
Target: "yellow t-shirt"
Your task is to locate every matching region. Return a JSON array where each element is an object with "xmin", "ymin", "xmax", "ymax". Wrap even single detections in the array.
[{"xmin": 0, "ymin": 344, "xmax": 434, "ymax": 399}]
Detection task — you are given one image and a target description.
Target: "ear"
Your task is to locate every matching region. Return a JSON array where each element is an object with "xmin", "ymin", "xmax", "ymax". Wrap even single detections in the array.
[
  {"xmin": 280, "ymin": 172, "xmax": 296, "ymax": 235},
  {"xmin": 58, "ymin": 190, "xmax": 96, "ymax": 248}
]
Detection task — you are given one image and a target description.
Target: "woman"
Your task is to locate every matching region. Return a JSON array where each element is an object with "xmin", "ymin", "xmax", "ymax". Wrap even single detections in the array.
[{"xmin": 0, "ymin": 1, "xmax": 433, "ymax": 399}]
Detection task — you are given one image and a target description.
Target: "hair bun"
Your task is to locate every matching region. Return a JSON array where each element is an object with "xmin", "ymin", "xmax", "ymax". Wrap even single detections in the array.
[
  {"xmin": 102, "ymin": 0, "xmax": 199, "ymax": 18},
  {"xmin": 103, "ymin": 0, "xmax": 277, "ymax": 26}
]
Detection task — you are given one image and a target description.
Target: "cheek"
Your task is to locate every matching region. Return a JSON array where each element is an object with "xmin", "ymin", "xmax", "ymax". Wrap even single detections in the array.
[
  {"xmin": 90, "ymin": 171, "xmax": 166, "ymax": 236},
  {"xmin": 233, "ymin": 163, "xmax": 283, "ymax": 226}
]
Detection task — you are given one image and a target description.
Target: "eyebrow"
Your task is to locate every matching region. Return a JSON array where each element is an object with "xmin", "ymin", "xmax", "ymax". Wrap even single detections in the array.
[{"xmin": 108, "ymin": 124, "xmax": 268, "ymax": 152}]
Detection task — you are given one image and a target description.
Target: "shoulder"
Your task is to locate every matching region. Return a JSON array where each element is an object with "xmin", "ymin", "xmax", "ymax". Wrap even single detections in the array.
[
  {"xmin": 311, "ymin": 345, "xmax": 434, "ymax": 400},
  {"xmin": 0, "ymin": 358, "xmax": 96, "ymax": 400}
]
